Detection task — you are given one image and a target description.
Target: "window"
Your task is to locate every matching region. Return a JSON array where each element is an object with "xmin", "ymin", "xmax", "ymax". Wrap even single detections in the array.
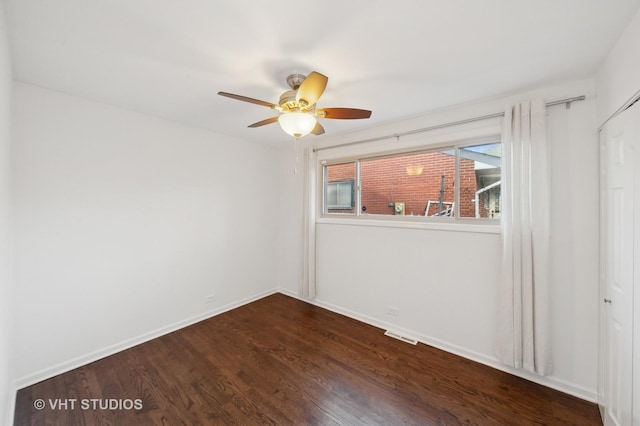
[
  {"xmin": 326, "ymin": 180, "xmax": 355, "ymax": 210},
  {"xmin": 324, "ymin": 162, "xmax": 356, "ymax": 214},
  {"xmin": 321, "ymin": 141, "xmax": 501, "ymax": 221}
]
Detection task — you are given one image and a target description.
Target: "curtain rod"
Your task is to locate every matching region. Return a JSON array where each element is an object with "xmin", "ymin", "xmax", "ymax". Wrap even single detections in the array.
[{"xmin": 313, "ymin": 95, "xmax": 586, "ymax": 153}]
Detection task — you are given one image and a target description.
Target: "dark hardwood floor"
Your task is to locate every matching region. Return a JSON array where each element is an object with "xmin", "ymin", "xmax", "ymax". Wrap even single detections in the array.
[{"xmin": 14, "ymin": 293, "xmax": 601, "ymax": 425}]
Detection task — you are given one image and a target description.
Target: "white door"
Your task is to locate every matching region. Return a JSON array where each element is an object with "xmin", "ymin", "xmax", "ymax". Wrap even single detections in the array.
[{"xmin": 600, "ymin": 103, "xmax": 639, "ymax": 426}]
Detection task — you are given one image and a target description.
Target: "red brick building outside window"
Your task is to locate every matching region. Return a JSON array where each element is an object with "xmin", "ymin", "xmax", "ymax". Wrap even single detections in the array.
[{"xmin": 325, "ymin": 145, "xmax": 501, "ymax": 219}]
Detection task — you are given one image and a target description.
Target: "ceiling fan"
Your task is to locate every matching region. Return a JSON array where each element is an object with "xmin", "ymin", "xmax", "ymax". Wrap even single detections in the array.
[{"xmin": 218, "ymin": 71, "xmax": 372, "ymax": 138}]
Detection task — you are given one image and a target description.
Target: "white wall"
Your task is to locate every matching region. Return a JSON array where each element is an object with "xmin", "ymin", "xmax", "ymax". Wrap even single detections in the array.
[
  {"xmin": 547, "ymin": 97, "xmax": 600, "ymax": 395},
  {"xmin": 278, "ymin": 80, "xmax": 600, "ymax": 401},
  {"xmin": 596, "ymin": 7, "xmax": 640, "ymax": 126},
  {"xmin": 10, "ymin": 83, "xmax": 281, "ymax": 384},
  {"xmin": 276, "ymin": 147, "xmax": 304, "ymax": 294},
  {"xmin": 316, "ymin": 223, "xmax": 501, "ymax": 350},
  {"xmin": 0, "ymin": 3, "xmax": 12, "ymax": 425}
]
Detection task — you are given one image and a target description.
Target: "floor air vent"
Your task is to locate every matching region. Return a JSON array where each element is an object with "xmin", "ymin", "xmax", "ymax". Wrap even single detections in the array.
[{"xmin": 384, "ymin": 330, "xmax": 418, "ymax": 345}]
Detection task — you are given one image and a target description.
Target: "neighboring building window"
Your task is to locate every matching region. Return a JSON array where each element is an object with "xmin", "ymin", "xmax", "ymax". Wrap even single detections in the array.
[
  {"xmin": 321, "ymin": 141, "xmax": 501, "ymax": 220},
  {"xmin": 326, "ymin": 180, "xmax": 355, "ymax": 210},
  {"xmin": 324, "ymin": 162, "xmax": 356, "ymax": 214}
]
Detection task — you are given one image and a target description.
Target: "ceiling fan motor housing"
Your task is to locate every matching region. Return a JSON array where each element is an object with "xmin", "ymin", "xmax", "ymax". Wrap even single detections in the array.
[
  {"xmin": 280, "ymin": 74, "xmax": 312, "ymax": 111},
  {"xmin": 279, "ymin": 90, "xmax": 300, "ymax": 111},
  {"xmin": 286, "ymin": 73, "xmax": 306, "ymax": 90}
]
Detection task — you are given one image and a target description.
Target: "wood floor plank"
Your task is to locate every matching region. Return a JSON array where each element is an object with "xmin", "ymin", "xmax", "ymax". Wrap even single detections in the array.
[{"xmin": 14, "ymin": 293, "xmax": 601, "ymax": 425}]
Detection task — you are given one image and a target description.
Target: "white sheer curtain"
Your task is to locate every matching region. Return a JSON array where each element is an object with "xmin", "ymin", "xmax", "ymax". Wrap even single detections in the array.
[
  {"xmin": 301, "ymin": 146, "xmax": 316, "ymax": 298},
  {"xmin": 496, "ymin": 100, "xmax": 552, "ymax": 376}
]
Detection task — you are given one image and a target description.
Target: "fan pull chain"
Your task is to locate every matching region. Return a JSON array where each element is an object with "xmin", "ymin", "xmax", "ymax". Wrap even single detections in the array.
[{"xmin": 294, "ymin": 137, "xmax": 299, "ymax": 174}]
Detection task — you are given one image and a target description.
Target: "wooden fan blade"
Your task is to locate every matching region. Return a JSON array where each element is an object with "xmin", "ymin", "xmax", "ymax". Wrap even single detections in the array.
[
  {"xmin": 311, "ymin": 121, "xmax": 325, "ymax": 136},
  {"xmin": 318, "ymin": 108, "xmax": 372, "ymax": 119},
  {"xmin": 218, "ymin": 92, "xmax": 277, "ymax": 108},
  {"xmin": 296, "ymin": 71, "xmax": 328, "ymax": 107},
  {"xmin": 248, "ymin": 116, "xmax": 279, "ymax": 128}
]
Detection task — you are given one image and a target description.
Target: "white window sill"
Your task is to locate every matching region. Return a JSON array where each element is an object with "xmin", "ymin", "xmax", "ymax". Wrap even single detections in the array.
[{"xmin": 316, "ymin": 216, "xmax": 501, "ymax": 234}]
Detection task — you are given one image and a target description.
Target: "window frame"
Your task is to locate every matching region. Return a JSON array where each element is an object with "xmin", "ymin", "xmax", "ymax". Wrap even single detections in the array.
[{"xmin": 316, "ymin": 135, "xmax": 502, "ymax": 233}]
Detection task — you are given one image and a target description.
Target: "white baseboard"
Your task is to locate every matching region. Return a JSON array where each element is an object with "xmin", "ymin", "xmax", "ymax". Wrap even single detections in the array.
[
  {"xmin": 278, "ymin": 288, "xmax": 598, "ymax": 403},
  {"xmin": 11, "ymin": 288, "xmax": 278, "ymax": 392}
]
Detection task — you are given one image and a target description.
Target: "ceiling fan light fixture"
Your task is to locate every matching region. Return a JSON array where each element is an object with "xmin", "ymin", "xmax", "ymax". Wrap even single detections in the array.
[
  {"xmin": 218, "ymin": 70, "xmax": 372, "ymax": 138},
  {"xmin": 278, "ymin": 112, "xmax": 317, "ymax": 138}
]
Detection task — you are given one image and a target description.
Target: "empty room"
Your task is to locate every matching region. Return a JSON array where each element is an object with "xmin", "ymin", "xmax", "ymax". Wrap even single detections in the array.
[{"xmin": 1, "ymin": 1, "xmax": 640, "ymax": 425}]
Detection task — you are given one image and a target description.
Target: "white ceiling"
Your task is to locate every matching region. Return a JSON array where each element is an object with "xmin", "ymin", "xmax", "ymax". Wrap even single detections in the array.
[{"xmin": 4, "ymin": 0, "xmax": 640, "ymax": 147}]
